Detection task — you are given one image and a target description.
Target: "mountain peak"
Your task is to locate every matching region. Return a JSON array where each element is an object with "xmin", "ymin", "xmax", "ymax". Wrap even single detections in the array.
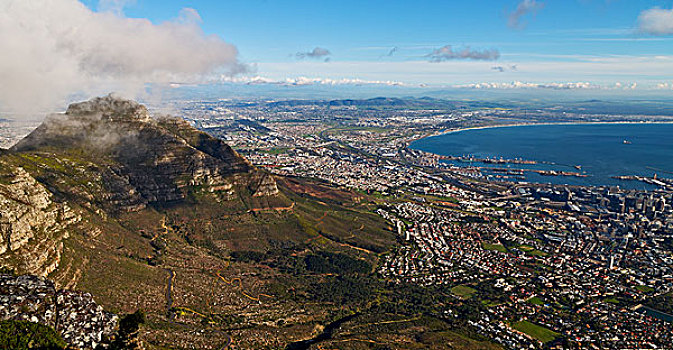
[
  {"xmin": 10, "ymin": 95, "xmax": 276, "ymax": 211},
  {"xmin": 65, "ymin": 93, "xmax": 150, "ymax": 122}
]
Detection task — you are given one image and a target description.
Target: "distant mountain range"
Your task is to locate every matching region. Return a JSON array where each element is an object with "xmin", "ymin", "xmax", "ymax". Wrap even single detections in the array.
[{"xmin": 263, "ymin": 96, "xmax": 504, "ymax": 110}]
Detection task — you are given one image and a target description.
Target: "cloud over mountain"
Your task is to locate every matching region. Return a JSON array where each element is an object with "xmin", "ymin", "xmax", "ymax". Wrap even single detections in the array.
[
  {"xmin": 426, "ymin": 45, "xmax": 500, "ymax": 62},
  {"xmin": 637, "ymin": 7, "xmax": 673, "ymax": 35},
  {"xmin": 0, "ymin": 0, "xmax": 245, "ymax": 116}
]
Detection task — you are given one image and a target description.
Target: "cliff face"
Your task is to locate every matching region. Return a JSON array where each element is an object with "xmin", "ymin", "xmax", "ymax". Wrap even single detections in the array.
[
  {"xmin": 11, "ymin": 94, "xmax": 277, "ymax": 210},
  {"xmin": 0, "ymin": 163, "xmax": 79, "ymax": 277}
]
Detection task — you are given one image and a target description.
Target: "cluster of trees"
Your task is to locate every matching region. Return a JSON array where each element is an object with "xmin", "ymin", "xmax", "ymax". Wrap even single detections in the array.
[
  {"xmin": 230, "ymin": 250, "xmax": 266, "ymax": 263},
  {"xmin": 0, "ymin": 320, "xmax": 67, "ymax": 349},
  {"xmin": 230, "ymin": 248, "xmax": 303, "ymax": 274},
  {"xmin": 230, "ymin": 248, "xmax": 372, "ymax": 277},
  {"xmin": 308, "ymin": 275, "xmax": 375, "ymax": 305},
  {"xmin": 108, "ymin": 310, "xmax": 146, "ymax": 350},
  {"xmin": 304, "ymin": 251, "xmax": 371, "ymax": 275}
]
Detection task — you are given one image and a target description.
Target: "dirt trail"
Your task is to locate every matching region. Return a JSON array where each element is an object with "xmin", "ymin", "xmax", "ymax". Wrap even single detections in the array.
[
  {"xmin": 215, "ymin": 271, "xmax": 274, "ymax": 302},
  {"xmin": 153, "ymin": 216, "xmax": 170, "ymax": 241},
  {"xmin": 165, "ymin": 268, "xmax": 175, "ymax": 320},
  {"xmin": 248, "ymin": 202, "xmax": 295, "ymax": 213}
]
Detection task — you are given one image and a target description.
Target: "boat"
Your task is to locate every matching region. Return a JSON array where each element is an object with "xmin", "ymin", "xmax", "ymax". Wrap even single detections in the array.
[{"xmin": 623, "ymin": 139, "xmax": 632, "ymax": 145}]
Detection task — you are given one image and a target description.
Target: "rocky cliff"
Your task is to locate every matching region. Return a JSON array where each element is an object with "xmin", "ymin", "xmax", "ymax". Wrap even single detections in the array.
[{"xmin": 0, "ymin": 162, "xmax": 79, "ymax": 277}]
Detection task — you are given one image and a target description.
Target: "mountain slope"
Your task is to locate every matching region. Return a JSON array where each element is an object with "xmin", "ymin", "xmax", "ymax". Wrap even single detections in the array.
[
  {"xmin": 0, "ymin": 162, "xmax": 79, "ymax": 277},
  {"xmin": 0, "ymin": 96, "xmax": 499, "ymax": 350}
]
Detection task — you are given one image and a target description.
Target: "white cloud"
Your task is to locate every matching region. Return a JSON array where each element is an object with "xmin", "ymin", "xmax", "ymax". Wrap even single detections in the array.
[
  {"xmin": 455, "ymin": 81, "xmax": 599, "ymax": 90},
  {"xmin": 218, "ymin": 75, "xmax": 408, "ymax": 87},
  {"xmin": 0, "ymin": 0, "xmax": 244, "ymax": 116},
  {"xmin": 295, "ymin": 47, "xmax": 331, "ymax": 60},
  {"xmin": 284, "ymin": 77, "xmax": 406, "ymax": 86},
  {"xmin": 257, "ymin": 55, "xmax": 673, "ymax": 88},
  {"xmin": 508, "ymin": 0, "xmax": 544, "ymax": 29},
  {"xmin": 97, "ymin": 0, "xmax": 135, "ymax": 15},
  {"xmin": 637, "ymin": 7, "xmax": 673, "ymax": 35},
  {"xmin": 426, "ymin": 45, "xmax": 500, "ymax": 62},
  {"xmin": 454, "ymin": 81, "xmax": 647, "ymax": 90}
]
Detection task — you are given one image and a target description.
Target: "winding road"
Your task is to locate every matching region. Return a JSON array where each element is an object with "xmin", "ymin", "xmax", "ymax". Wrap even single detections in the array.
[{"xmin": 215, "ymin": 271, "xmax": 274, "ymax": 302}]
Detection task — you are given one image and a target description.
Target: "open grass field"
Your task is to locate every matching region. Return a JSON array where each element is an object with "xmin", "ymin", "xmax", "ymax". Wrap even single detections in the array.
[
  {"xmin": 512, "ymin": 321, "xmax": 559, "ymax": 343},
  {"xmin": 519, "ymin": 245, "xmax": 548, "ymax": 257},
  {"xmin": 451, "ymin": 285, "xmax": 477, "ymax": 299},
  {"xmin": 636, "ymin": 285, "xmax": 655, "ymax": 293},
  {"xmin": 482, "ymin": 242, "xmax": 507, "ymax": 253},
  {"xmin": 527, "ymin": 297, "xmax": 544, "ymax": 305}
]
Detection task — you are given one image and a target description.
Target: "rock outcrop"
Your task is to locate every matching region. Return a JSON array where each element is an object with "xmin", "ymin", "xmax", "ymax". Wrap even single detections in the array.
[
  {"xmin": 250, "ymin": 172, "xmax": 280, "ymax": 197},
  {"xmin": 0, "ymin": 274, "xmax": 118, "ymax": 350},
  {"xmin": 0, "ymin": 163, "xmax": 79, "ymax": 276}
]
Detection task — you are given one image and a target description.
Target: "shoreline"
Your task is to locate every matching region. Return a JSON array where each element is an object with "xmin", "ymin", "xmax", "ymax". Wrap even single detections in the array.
[
  {"xmin": 405, "ymin": 120, "xmax": 673, "ymax": 189},
  {"xmin": 416, "ymin": 120, "xmax": 673, "ymax": 143}
]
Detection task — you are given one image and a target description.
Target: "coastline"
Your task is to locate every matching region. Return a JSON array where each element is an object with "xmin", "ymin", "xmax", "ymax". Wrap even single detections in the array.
[
  {"xmin": 416, "ymin": 120, "xmax": 673, "ymax": 144},
  {"xmin": 405, "ymin": 120, "xmax": 673, "ymax": 189}
]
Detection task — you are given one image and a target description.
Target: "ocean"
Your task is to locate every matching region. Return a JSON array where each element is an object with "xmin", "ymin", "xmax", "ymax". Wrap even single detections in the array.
[{"xmin": 410, "ymin": 123, "xmax": 673, "ymax": 189}]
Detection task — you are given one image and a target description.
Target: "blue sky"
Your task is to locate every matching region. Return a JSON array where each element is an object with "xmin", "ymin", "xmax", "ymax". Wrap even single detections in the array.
[{"xmin": 80, "ymin": 0, "xmax": 673, "ymax": 90}]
